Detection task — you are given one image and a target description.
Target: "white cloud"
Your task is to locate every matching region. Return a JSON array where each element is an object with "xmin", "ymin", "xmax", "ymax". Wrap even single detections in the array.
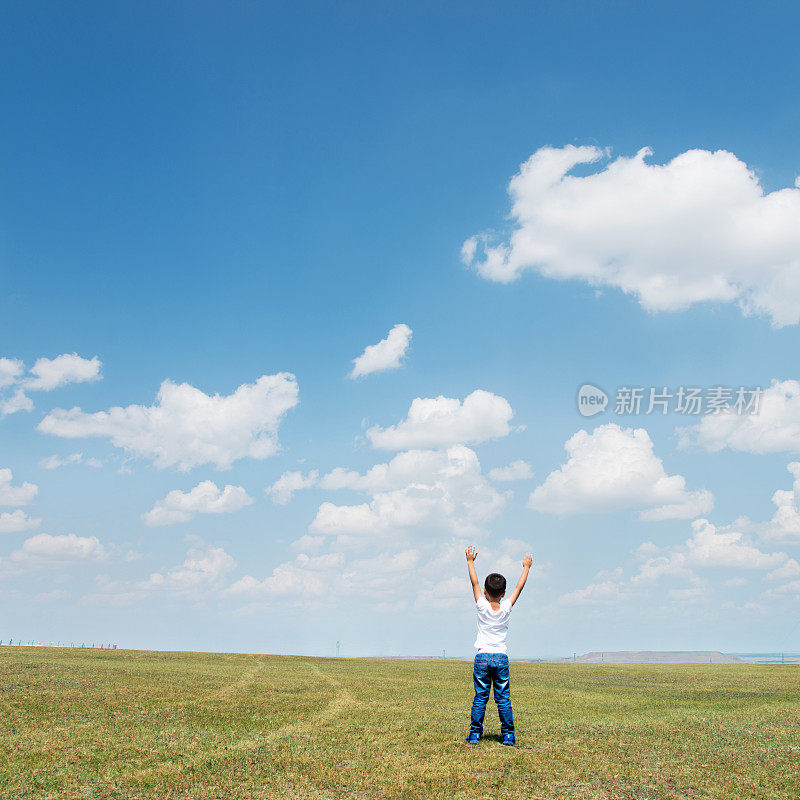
[
  {"xmin": 349, "ymin": 324, "xmax": 412, "ymax": 379},
  {"xmin": 309, "ymin": 445, "xmax": 508, "ymax": 539},
  {"xmin": 0, "ymin": 533, "xmax": 106, "ymax": 575},
  {"xmin": 560, "ymin": 516, "xmax": 791, "ymax": 607},
  {"xmin": 21, "ymin": 532, "xmax": 105, "ymax": 561},
  {"xmin": 767, "ymin": 558, "xmax": 800, "ymax": 582},
  {"xmin": 228, "ymin": 534, "xmax": 535, "ymax": 612},
  {"xmin": 463, "ymin": 145, "xmax": 800, "ymax": 326},
  {"xmin": 529, "ymin": 424, "xmax": 713, "ymax": 520},
  {"xmin": 0, "ymin": 469, "xmax": 38, "ymax": 506},
  {"xmin": 0, "ymin": 358, "xmax": 24, "ymax": 389},
  {"xmin": 290, "ymin": 534, "xmax": 325, "ymax": 552},
  {"xmin": 143, "ymin": 546, "xmax": 236, "ymax": 591},
  {"xmin": 23, "ymin": 354, "xmax": 102, "ymax": 391},
  {"xmin": 630, "ymin": 518, "xmax": 786, "ymax": 584},
  {"xmin": 366, "ymin": 389, "xmax": 514, "ymax": 450},
  {"xmin": 724, "ymin": 577, "xmax": 749, "ymax": 587},
  {"xmin": 684, "ymin": 518, "xmax": 786, "ymax": 570},
  {"xmin": 266, "ymin": 470, "xmax": 319, "ymax": 505},
  {"xmin": 667, "ymin": 586, "xmax": 710, "ymax": 602},
  {"xmin": 227, "ymin": 552, "xmax": 346, "ymax": 599},
  {"xmin": 142, "ymin": 480, "xmax": 253, "ymax": 527},
  {"xmin": 560, "ymin": 580, "xmax": 629, "ymax": 606},
  {"xmin": 35, "ymin": 589, "xmax": 71, "ymax": 602},
  {"xmin": 489, "ymin": 459, "xmax": 533, "ymax": 482},
  {"xmin": 0, "ymin": 353, "xmax": 103, "ymax": 416},
  {"xmin": 679, "ymin": 380, "xmax": 800, "ymax": 455},
  {"xmin": 38, "ymin": 372, "xmax": 299, "ymax": 471},
  {"xmin": 754, "ymin": 462, "xmax": 800, "ymax": 543},
  {"xmin": 39, "ymin": 453, "xmax": 102, "ymax": 470},
  {"xmin": 0, "ymin": 510, "xmax": 41, "ymax": 534},
  {"xmin": 1, "ymin": 389, "xmax": 33, "ymax": 417},
  {"xmin": 228, "ymin": 547, "xmax": 431, "ymax": 606}
]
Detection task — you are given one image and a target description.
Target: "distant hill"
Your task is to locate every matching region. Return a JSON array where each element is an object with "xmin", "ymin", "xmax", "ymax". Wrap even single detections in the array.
[{"xmin": 575, "ymin": 651, "xmax": 744, "ymax": 664}]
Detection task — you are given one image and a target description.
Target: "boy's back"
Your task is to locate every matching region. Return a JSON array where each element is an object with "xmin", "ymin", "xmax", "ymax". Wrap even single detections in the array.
[{"xmin": 474, "ymin": 595, "xmax": 512, "ymax": 653}]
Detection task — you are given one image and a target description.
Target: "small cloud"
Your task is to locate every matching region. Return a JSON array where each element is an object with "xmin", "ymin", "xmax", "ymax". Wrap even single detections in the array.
[
  {"xmin": 1, "ymin": 353, "xmax": 102, "ymax": 416},
  {"xmin": 0, "ymin": 358, "xmax": 24, "ymax": 389},
  {"xmin": 39, "ymin": 453, "xmax": 102, "ymax": 470},
  {"xmin": 0, "ymin": 510, "xmax": 41, "ymax": 534},
  {"xmin": 349, "ymin": 324, "xmax": 413, "ymax": 379},
  {"xmin": 1, "ymin": 389, "xmax": 33, "ymax": 417},
  {"xmin": 489, "ymin": 460, "xmax": 533, "ymax": 482},
  {"xmin": 23, "ymin": 354, "xmax": 102, "ymax": 391},
  {"xmin": 366, "ymin": 389, "xmax": 514, "ymax": 450},
  {"xmin": 142, "ymin": 480, "xmax": 254, "ymax": 527},
  {"xmin": 142, "ymin": 546, "xmax": 236, "ymax": 592},
  {"xmin": 0, "ymin": 469, "xmax": 38, "ymax": 506},
  {"xmin": 35, "ymin": 589, "xmax": 71, "ymax": 602},
  {"xmin": 266, "ymin": 470, "xmax": 318, "ymax": 505},
  {"xmin": 0, "ymin": 533, "xmax": 106, "ymax": 576}
]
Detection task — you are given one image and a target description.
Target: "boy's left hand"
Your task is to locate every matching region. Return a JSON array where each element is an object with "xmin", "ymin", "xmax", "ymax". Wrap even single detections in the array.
[{"xmin": 465, "ymin": 546, "xmax": 478, "ymax": 562}]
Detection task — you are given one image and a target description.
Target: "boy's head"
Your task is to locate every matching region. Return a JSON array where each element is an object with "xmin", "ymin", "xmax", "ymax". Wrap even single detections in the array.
[{"xmin": 484, "ymin": 572, "xmax": 507, "ymax": 600}]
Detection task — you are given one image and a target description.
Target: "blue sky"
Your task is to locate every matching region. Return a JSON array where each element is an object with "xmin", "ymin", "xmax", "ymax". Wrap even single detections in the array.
[{"xmin": 3, "ymin": 1, "xmax": 800, "ymax": 656}]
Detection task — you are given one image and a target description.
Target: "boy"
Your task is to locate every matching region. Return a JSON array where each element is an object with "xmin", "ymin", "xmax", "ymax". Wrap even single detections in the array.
[{"xmin": 464, "ymin": 545, "xmax": 533, "ymax": 746}]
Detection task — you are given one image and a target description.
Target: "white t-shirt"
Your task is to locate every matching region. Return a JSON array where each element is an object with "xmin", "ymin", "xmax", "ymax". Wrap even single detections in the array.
[{"xmin": 474, "ymin": 596, "xmax": 512, "ymax": 653}]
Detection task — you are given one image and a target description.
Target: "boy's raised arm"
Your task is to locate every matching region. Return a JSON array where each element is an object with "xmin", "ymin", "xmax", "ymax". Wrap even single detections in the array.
[
  {"xmin": 508, "ymin": 553, "xmax": 534, "ymax": 606},
  {"xmin": 465, "ymin": 546, "xmax": 481, "ymax": 603}
]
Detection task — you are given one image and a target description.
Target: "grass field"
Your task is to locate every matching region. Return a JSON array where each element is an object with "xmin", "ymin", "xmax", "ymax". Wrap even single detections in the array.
[{"xmin": 2, "ymin": 648, "xmax": 799, "ymax": 800}]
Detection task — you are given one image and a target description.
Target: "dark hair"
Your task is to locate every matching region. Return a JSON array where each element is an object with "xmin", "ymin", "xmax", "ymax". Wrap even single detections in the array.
[{"xmin": 484, "ymin": 572, "xmax": 506, "ymax": 599}]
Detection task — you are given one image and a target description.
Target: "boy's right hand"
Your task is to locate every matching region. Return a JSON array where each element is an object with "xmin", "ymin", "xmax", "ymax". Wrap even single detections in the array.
[
  {"xmin": 465, "ymin": 545, "xmax": 477, "ymax": 562},
  {"xmin": 523, "ymin": 553, "xmax": 533, "ymax": 568}
]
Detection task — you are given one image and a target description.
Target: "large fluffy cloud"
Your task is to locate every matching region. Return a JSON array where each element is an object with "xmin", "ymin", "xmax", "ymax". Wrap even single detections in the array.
[
  {"xmin": 349, "ymin": 324, "xmax": 412, "ymax": 379},
  {"xmin": 38, "ymin": 373, "xmax": 299, "ymax": 471},
  {"xmin": 530, "ymin": 423, "xmax": 713, "ymax": 519},
  {"xmin": 142, "ymin": 480, "xmax": 254, "ymax": 526},
  {"xmin": 366, "ymin": 389, "xmax": 514, "ymax": 450},
  {"xmin": 679, "ymin": 379, "xmax": 800, "ymax": 454},
  {"xmin": 309, "ymin": 445, "xmax": 508, "ymax": 539},
  {"xmin": 463, "ymin": 145, "xmax": 800, "ymax": 326}
]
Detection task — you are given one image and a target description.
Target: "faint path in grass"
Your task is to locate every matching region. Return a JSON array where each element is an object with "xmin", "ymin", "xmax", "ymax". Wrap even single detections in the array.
[
  {"xmin": 232, "ymin": 663, "xmax": 355, "ymax": 752},
  {"xmin": 47, "ymin": 656, "xmax": 270, "ymax": 739},
  {"xmin": 127, "ymin": 660, "xmax": 354, "ymax": 784}
]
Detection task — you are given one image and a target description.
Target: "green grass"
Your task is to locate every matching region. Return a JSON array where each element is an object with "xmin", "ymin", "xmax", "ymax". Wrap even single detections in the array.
[{"xmin": 2, "ymin": 648, "xmax": 799, "ymax": 799}]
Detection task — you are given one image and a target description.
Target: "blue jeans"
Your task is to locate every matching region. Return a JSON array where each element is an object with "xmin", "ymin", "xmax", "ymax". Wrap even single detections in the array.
[{"xmin": 469, "ymin": 652, "xmax": 515, "ymax": 738}]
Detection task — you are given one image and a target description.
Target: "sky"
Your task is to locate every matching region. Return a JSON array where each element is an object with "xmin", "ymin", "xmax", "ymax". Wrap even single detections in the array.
[{"xmin": 3, "ymin": 1, "xmax": 800, "ymax": 657}]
